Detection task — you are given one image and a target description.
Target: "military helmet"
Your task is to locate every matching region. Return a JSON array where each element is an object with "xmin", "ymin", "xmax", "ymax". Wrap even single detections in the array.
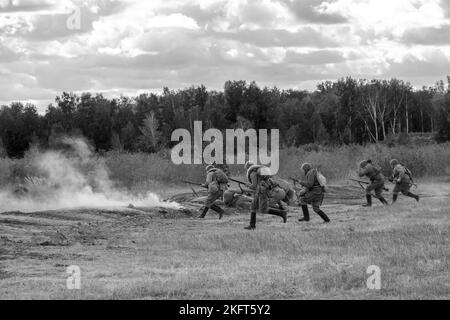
[
  {"xmin": 205, "ymin": 165, "xmax": 215, "ymax": 172},
  {"xmin": 301, "ymin": 163, "xmax": 312, "ymax": 173},
  {"xmin": 359, "ymin": 160, "xmax": 369, "ymax": 168},
  {"xmin": 390, "ymin": 159, "xmax": 399, "ymax": 167},
  {"xmin": 245, "ymin": 161, "xmax": 255, "ymax": 170},
  {"xmin": 259, "ymin": 166, "xmax": 272, "ymax": 176}
]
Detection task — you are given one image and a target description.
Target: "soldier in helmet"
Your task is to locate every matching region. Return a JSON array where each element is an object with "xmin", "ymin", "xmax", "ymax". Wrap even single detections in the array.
[
  {"xmin": 389, "ymin": 159, "xmax": 419, "ymax": 204},
  {"xmin": 244, "ymin": 164, "xmax": 287, "ymax": 230},
  {"xmin": 221, "ymin": 161, "xmax": 255, "ymax": 209},
  {"xmin": 213, "ymin": 159, "xmax": 231, "ymax": 177},
  {"xmin": 199, "ymin": 165, "xmax": 227, "ymax": 219},
  {"xmin": 358, "ymin": 160, "xmax": 389, "ymax": 207},
  {"xmin": 270, "ymin": 177, "xmax": 296, "ymax": 209},
  {"xmin": 297, "ymin": 163, "xmax": 330, "ymax": 223}
]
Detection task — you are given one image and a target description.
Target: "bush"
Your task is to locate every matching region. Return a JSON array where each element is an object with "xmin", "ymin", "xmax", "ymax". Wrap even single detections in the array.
[{"xmin": 1, "ymin": 143, "xmax": 449, "ymax": 189}]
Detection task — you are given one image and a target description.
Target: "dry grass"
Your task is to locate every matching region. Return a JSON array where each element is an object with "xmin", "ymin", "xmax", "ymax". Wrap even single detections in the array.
[
  {"xmin": 0, "ymin": 183, "xmax": 448, "ymax": 300},
  {"xmin": 1, "ymin": 144, "xmax": 449, "ymax": 189}
]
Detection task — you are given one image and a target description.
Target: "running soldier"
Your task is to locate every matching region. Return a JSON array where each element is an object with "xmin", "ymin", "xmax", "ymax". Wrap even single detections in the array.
[
  {"xmin": 358, "ymin": 160, "xmax": 389, "ymax": 207},
  {"xmin": 199, "ymin": 165, "xmax": 227, "ymax": 219},
  {"xmin": 269, "ymin": 177, "xmax": 296, "ymax": 209},
  {"xmin": 297, "ymin": 163, "xmax": 330, "ymax": 223},
  {"xmin": 389, "ymin": 159, "xmax": 419, "ymax": 204},
  {"xmin": 244, "ymin": 163, "xmax": 287, "ymax": 230},
  {"xmin": 213, "ymin": 159, "xmax": 231, "ymax": 177}
]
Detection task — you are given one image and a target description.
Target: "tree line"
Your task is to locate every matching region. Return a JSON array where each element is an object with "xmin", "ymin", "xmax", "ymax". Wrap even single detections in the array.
[{"xmin": 1, "ymin": 77, "xmax": 449, "ymax": 158}]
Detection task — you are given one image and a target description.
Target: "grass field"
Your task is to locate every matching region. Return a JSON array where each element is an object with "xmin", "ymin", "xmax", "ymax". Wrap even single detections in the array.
[{"xmin": 1, "ymin": 181, "xmax": 448, "ymax": 300}]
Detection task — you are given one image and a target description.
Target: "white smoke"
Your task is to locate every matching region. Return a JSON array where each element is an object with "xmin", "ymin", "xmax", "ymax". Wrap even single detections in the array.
[{"xmin": 0, "ymin": 137, "xmax": 180, "ymax": 213}]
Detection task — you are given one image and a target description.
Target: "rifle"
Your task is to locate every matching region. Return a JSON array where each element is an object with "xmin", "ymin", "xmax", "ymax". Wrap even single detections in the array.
[
  {"xmin": 290, "ymin": 177, "xmax": 301, "ymax": 186},
  {"xmin": 350, "ymin": 179, "xmax": 389, "ymax": 192},
  {"xmin": 181, "ymin": 180, "xmax": 207, "ymax": 197},
  {"xmin": 388, "ymin": 178, "xmax": 418, "ymax": 188},
  {"xmin": 229, "ymin": 177, "xmax": 254, "ymax": 195},
  {"xmin": 181, "ymin": 180, "xmax": 206, "ymax": 188}
]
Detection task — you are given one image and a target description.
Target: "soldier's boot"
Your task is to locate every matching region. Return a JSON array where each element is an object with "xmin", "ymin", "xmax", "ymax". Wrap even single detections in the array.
[
  {"xmin": 406, "ymin": 192, "xmax": 420, "ymax": 202},
  {"xmin": 268, "ymin": 208, "xmax": 287, "ymax": 223},
  {"xmin": 211, "ymin": 204, "xmax": 224, "ymax": 220},
  {"xmin": 392, "ymin": 194, "xmax": 398, "ymax": 204},
  {"xmin": 199, "ymin": 207, "xmax": 209, "ymax": 218},
  {"xmin": 379, "ymin": 197, "xmax": 389, "ymax": 205},
  {"xmin": 299, "ymin": 205, "xmax": 310, "ymax": 222},
  {"xmin": 316, "ymin": 210, "xmax": 330, "ymax": 223},
  {"xmin": 362, "ymin": 195, "xmax": 372, "ymax": 207},
  {"xmin": 244, "ymin": 212, "xmax": 257, "ymax": 230}
]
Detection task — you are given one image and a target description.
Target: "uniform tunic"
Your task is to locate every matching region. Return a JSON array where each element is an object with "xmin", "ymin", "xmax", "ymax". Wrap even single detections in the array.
[
  {"xmin": 204, "ymin": 169, "xmax": 227, "ymax": 208},
  {"xmin": 358, "ymin": 163, "xmax": 386, "ymax": 198},
  {"xmin": 391, "ymin": 164, "xmax": 412, "ymax": 195},
  {"xmin": 298, "ymin": 169, "xmax": 324, "ymax": 212}
]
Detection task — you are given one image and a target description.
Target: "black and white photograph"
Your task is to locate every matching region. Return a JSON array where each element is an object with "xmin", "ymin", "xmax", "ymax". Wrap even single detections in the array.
[{"xmin": 0, "ymin": 0, "xmax": 449, "ymax": 303}]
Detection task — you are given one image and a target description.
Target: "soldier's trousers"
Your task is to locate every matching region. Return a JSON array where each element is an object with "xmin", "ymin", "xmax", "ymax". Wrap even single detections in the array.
[
  {"xmin": 298, "ymin": 190, "xmax": 324, "ymax": 213},
  {"xmin": 366, "ymin": 180, "xmax": 385, "ymax": 198},
  {"xmin": 205, "ymin": 190, "xmax": 224, "ymax": 208},
  {"xmin": 251, "ymin": 192, "xmax": 269, "ymax": 213},
  {"xmin": 393, "ymin": 182, "xmax": 411, "ymax": 195}
]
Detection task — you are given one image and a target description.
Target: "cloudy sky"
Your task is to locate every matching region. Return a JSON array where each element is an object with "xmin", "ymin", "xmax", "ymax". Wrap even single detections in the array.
[{"xmin": 0, "ymin": 0, "xmax": 449, "ymax": 111}]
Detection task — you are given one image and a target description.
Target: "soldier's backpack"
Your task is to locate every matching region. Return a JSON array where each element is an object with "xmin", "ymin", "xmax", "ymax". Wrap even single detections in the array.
[
  {"xmin": 317, "ymin": 171, "xmax": 327, "ymax": 188},
  {"xmin": 403, "ymin": 166, "xmax": 414, "ymax": 182},
  {"xmin": 213, "ymin": 169, "xmax": 229, "ymax": 185}
]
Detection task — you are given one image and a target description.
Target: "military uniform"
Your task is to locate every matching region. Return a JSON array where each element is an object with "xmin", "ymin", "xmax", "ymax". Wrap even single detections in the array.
[
  {"xmin": 214, "ymin": 161, "xmax": 231, "ymax": 177},
  {"xmin": 199, "ymin": 166, "xmax": 227, "ymax": 219},
  {"xmin": 297, "ymin": 164, "xmax": 330, "ymax": 223},
  {"xmin": 358, "ymin": 161, "xmax": 388, "ymax": 206},
  {"xmin": 270, "ymin": 177, "xmax": 296, "ymax": 207},
  {"xmin": 244, "ymin": 165, "xmax": 287, "ymax": 230},
  {"xmin": 389, "ymin": 160, "xmax": 419, "ymax": 203}
]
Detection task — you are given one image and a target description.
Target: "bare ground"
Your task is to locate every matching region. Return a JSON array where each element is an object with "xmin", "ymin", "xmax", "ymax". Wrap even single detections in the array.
[{"xmin": 0, "ymin": 182, "xmax": 449, "ymax": 300}]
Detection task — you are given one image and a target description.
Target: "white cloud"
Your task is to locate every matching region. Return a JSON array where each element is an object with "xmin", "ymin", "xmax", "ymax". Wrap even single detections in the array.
[{"xmin": 0, "ymin": 0, "xmax": 449, "ymax": 109}]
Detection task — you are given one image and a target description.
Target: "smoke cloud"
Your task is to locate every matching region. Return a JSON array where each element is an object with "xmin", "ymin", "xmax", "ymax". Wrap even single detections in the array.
[{"xmin": 0, "ymin": 137, "xmax": 180, "ymax": 213}]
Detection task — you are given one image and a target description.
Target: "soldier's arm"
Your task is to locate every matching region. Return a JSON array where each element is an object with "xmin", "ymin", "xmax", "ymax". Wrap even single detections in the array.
[
  {"xmin": 205, "ymin": 173, "xmax": 213, "ymax": 187},
  {"xmin": 358, "ymin": 166, "xmax": 369, "ymax": 177},
  {"xmin": 248, "ymin": 172, "xmax": 258, "ymax": 190}
]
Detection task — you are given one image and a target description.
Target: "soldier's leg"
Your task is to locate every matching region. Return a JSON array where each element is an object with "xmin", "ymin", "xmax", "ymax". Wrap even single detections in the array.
[
  {"xmin": 245, "ymin": 212, "xmax": 257, "ymax": 230},
  {"xmin": 312, "ymin": 198, "xmax": 330, "ymax": 223},
  {"xmin": 298, "ymin": 196, "xmax": 310, "ymax": 222},
  {"xmin": 299, "ymin": 206, "xmax": 310, "ymax": 222},
  {"xmin": 392, "ymin": 183, "xmax": 401, "ymax": 204},
  {"xmin": 371, "ymin": 182, "xmax": 388, "ymax": 205},
  {"xmin": 267, "ymin": 207, "xmax": 287, "ymax": 223},
  {"xmin": 405, "ymin": 192, "xmax": 420, "ymax": 202},
  {"xmin": 245, "ymin": 193, "xmax": 259, "ymax": 230},
  {"xmin": 363, "ymin": 185, "xmax": 373, "ymax": 207},
  {"xmin": 202, "ymin": 191, "xmax": 220, "ymax": 218},
  {"xmin": 376, "ymin": 187, "xmax": 389, "ymax": 205},
  {"xmin": 258, "ymin": 192, "xmax": 287, "ymax": 223},
  {"xmin": 401, "ymin": 185, "xmax": 419, "ymax": 202},
  {"xmin": 199, "ymin": 207, "xmax": 209, "ymax": 218},
  {"xmin": 210, "ymin": 204, "xmax": 224, "ymax": 220}
]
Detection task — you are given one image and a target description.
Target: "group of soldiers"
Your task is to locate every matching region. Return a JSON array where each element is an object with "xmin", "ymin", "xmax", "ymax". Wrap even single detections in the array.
[
  {"xmin": 198, "ymin": 158, "xmax": 419, "ymax": 230},
  {"xmin": 358, "ymin": 159, "xmax": 419, "ymax": 207}
]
